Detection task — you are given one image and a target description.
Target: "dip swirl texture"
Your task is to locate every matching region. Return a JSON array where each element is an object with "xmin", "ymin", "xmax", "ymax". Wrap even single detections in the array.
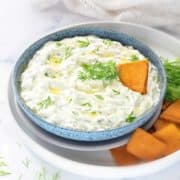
[{"xmin": 20, "ymin": 36, "xmax": 160, "ymax": 131}]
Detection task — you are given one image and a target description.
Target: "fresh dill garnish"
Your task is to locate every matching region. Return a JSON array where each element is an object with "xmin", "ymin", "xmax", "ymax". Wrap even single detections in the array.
[
  {"xmin": 78, "ymin": 61, "xmax": 118, "ymax": 81},
  {"xmin": 38, "ymin": 167, "xmax": 47, "ymax": 180},
  {"xmin": 38, "ymin": 96, "xmax": 53, "ymax": 109},
  {"xmin": 164, "ymin": 58, "xmax": 180, "ymax": 101},
  {"xmin": 80, "ymin": 102, "xmax": 92, "ymax": 107},
  {"xmin": 0, "ymin": 156, "xmax": 11, "ymax": 176},
  {"xmin": 90, "ymin": 111, "xmax": 97, "ymax": 116},
  {"xmin": 64, "ymin": 46, "xmax": 72, "ymax": 60},
  {"xmin": 47, "ymin": 55, "xmax": 62, "ymax": 65},
  {"xmin": 0, "ymin": 161, "xmax": 6, "ymax": 167},
  {"xmin": 78, "ymin": 39, "xmax": 90, "ymax": 47},
  {"xmin": 44, "ymin": 72, "xmax": 56, "ymax": 78},
  {"xmin": 112, "ymin": 89, "xmax": 120, "ymax": 95},
  {"xmin": 67, "ymin": 98, "xmax": 72, "ymax": 103},
  {"xmin": 0, "ymin": 170, "xmax": 11, "ymax": 176},
  {"xmin": 48, "ymin": 55, "xmax": 62, "ymax": 64},
  {"xmin": 91, "ymin": 47, "xmax": 100, "ymax": 54},
  {"xmin": 44, "ymin": 72, "xmax": 49, "ymax": 77},
  {"xmin": 52, "ymin": 172, "xmax": 60, "ymax": 180},
  {"xmin": 103, "ymin": 39, "xmax": 113, "ymax": 45},
  {"xmin": 95, "ymin": 95, "xmax": 104, "ymax": 100},
  {"xmin": 56, "ymin": 42, "xmax": 62, "ymax": 46},
  {"xmin": 125, "ymin": 112, "xmax": 136, "ymax": 123},
  {"xmin": 130, "ymin": 54, "xmax": 139, "ymax": 61},
  {"xmin": 22, "ymin": 158, "xmax": 30, "ymax": 168}
]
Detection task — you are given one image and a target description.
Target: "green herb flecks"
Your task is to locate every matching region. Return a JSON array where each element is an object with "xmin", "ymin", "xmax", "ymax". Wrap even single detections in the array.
[
  {"xmin": 125, "ymin": 112, "xmax": 136, "ymax": 123},
  {"xmin": 164, "ymin": 58, "xmax": 180, "ymax": 102},
  {"xmin": 90, "ymin": 111, "xmax": 97, "ymax": 116},
  {"xmin": 0, "ymin": 170, "xmax": 11, "ymax": 176},
  {"xmin": 103, "ymin": 39, "xmax": 113, "ymax": 46},
  {"xmin": 78, "ymin": 61, "xmax": 118, "ymax": 81},
  {"xmin": 63, "ymin": 46, "xmax": 72, "ymax": 60},
  {"xmin": 38, "ymin": 96, "xmax": 53, "ymax": 109},
  {"xmin": 130, "ymin": 54, "xmax": 139, "ymax": 61},
  {"xmin": 67, "ymin": 98, "xmax": 72, "ymax": 103},
  {"xmin": 112, "ymin": 89, "xmax": 120, "ymax": 95},
  {"xmin": 52, "ymin": 172, "xmax": 60, "ymax": 180},
  {"xmin": 0, "ymin": 161, "xmax": 6, "ymax": 167},
  {"xmin": 0, "ymin": 156, "xmax": 11, "ymax": 176},
  {"xmin": 38, "ymin": 167, "xmax": 47, "ymax": 180},
  {"xmin": 95, "ymin": 95, "xmax": 104, "ymax": 100},
  {"xmin": 22, "ymin": 158, "xmax": 30, "ymax": 168},
  {"xmin": 80, "ymin": 102, "xmax": 92, "ymax": 107},
  {"xmin": 48, "ymin": 55, "xmax": 62, "ymax": 65},
  {"xmin": 56, "ymin": 42, "xmax": 62, "ymax": 47},
  {"xmin": 78, "ymin": 39, "xmax": 90, "ymax": 48},
  {"xmin": 92, "ymin": 47, "xmax": 100, "ymax": 53},
  {"xmin": 44, "ymin": 72, "xmax": 56, "ymax": 79}
]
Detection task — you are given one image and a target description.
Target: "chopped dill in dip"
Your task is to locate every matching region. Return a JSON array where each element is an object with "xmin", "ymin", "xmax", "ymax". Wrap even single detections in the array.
[{"xmin": 20, "ymin": 36, "xmax": 160, "ymax": 131}]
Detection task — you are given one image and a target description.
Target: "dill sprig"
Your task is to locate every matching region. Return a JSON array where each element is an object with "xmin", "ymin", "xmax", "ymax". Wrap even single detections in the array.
[
  {"xmin": 38, "ymin": 96, "xmax": 53, "ymax": 109},
  {"xmin": 130, "ymin": 54, "xmax": 139, "ymax": 61},
  {"xmin": 63, "ymin": 46, "xmax": 72, "ymax": 60},
  {"xmin": 112, "ymin": 89, "xmax": 120, "ymax": 95},
  {"xmin": 125, "ymin": 112, "xmax": 136, "ymax": 123},
  {"xmin": 103, "ymin": 39, "xmax": 113, "ymax": 45},
  {"xmin": 0, "ymin": 156, "xmax": 11, "ymax": 176},
  {"xmin": 78, "ymin": 39, "xmax": 90, "ymax": 47},
  {"xmin": 164, "ymin": 58, "xmax": 180, "ymax": 101},
  {"xmin": 95, "ymin": 95, "xmax": 104, "ymax": 100},
  {"xmin": 78, "ymin": 61, "xmax": 118, "ymax": 81}
]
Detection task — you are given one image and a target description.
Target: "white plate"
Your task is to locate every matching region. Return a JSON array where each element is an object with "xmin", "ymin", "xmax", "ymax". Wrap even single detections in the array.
[{"xmin": 9, "ymin": 22, "xmax": 180, "ymax": 179}]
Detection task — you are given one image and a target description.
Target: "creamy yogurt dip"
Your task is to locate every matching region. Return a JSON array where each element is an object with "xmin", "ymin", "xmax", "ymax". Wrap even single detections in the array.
[{"xmin": 20, "ymin": 36, "xmax": 160, "ymax": 131}]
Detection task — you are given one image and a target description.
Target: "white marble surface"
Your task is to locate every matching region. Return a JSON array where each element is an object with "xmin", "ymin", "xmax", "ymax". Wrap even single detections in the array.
[{"xmin": 0, "ymin": 0, "xmax": 180, "ymax": 179}]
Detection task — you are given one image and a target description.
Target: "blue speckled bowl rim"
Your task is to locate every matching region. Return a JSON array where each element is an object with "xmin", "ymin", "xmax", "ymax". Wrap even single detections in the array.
[{"xmin": 12, "ymin": 26, "xmax": 166, "ymax": 141}]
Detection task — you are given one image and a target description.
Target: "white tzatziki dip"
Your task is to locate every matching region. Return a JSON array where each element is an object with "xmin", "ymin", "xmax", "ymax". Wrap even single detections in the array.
[{"xmin": 20, "ymin": 36, "xmax": 160, "ymax": 131}]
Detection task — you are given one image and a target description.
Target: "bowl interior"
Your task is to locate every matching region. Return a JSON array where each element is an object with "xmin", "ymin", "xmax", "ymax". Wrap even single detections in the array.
[{"xmin": 12, "ymin": 26, "xmax": 166, "ymax": 141}]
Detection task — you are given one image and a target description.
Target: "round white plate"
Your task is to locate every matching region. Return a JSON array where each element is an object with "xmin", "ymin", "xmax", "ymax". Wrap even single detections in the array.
[{"xmin": 9, "ymin": 22, "xmax": 180, "ymax": 179}]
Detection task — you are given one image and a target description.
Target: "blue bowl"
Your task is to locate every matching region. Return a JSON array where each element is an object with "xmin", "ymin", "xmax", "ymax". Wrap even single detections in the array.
[{"xmin": 12, "ymin": 25, "xmax": 166, "ymax": 142}]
